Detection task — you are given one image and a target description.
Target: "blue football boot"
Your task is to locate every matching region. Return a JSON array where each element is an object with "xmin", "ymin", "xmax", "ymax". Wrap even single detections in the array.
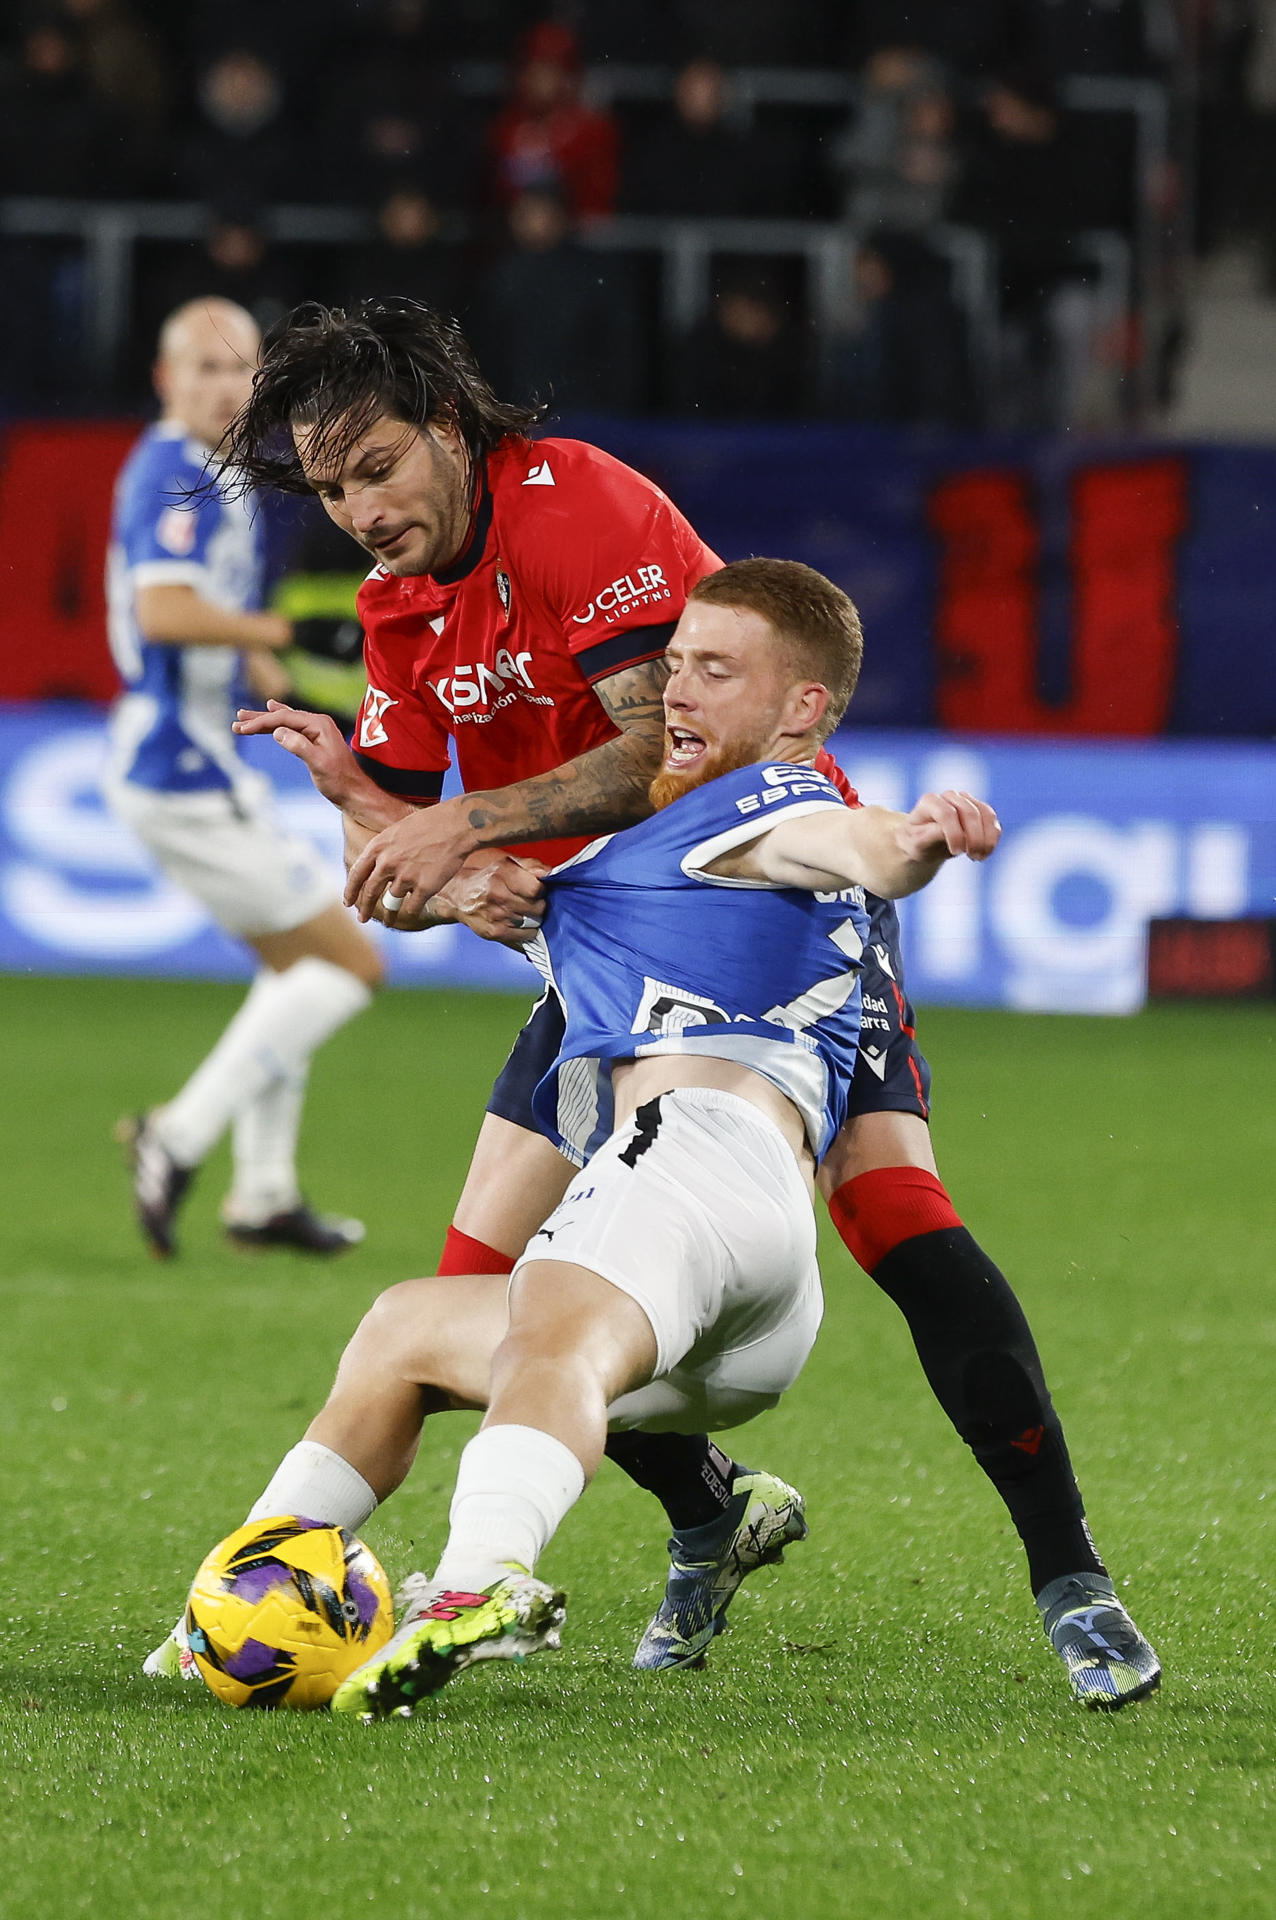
[{"xmin": 634, "ymin": 1468, "xmax": 807, "ymax": 1671}]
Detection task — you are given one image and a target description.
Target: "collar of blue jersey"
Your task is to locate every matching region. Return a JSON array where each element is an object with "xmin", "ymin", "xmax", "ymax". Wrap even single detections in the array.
[
  {"xmin": 153, "ymin": 416, "xmax": 226, "ymax": 472},
  {"xmin": 432, "ymin": 451, "xmax": 493, "ymax": 585}
]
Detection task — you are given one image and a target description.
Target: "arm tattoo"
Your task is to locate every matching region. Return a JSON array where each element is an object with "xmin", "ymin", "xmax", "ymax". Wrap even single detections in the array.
[{"xmin": 462, "ymin": 656, "xmax": 669, "ymax": 847}]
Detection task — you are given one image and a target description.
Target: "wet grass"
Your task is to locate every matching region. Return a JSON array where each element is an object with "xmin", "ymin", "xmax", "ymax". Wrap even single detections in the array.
[{"xmin": 0, "ymin": 978, "xmax": 1272, "ymax": 1918}]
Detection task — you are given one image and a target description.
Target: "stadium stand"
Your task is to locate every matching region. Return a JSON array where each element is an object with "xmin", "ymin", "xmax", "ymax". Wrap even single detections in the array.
[{"xmin": 0, "ymin": 1, "xmax": 1205, "ymax": 426}]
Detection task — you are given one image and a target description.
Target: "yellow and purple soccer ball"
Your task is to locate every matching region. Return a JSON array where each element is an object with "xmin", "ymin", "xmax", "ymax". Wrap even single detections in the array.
[{"xmin": 185, "ymin": 1515, "xmax": 394, "ymax": 1709}]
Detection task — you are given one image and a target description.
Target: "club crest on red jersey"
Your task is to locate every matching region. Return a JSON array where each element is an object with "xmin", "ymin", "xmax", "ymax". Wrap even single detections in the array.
[{"xmin": 496, "ymin": 564, "xmax": 511, "ymax": 616}]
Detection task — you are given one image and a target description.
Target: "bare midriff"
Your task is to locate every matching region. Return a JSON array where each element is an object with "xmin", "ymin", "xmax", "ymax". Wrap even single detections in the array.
[{"xmin": 611, "ymin": 1054, "xmax": 815, "ymax": 1195}]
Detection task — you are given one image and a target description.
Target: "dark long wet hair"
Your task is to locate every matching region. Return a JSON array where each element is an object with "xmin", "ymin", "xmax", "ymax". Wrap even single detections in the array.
[{"xmin": 223, "ymin": 296, "xmax": 545, "ymax": 494}]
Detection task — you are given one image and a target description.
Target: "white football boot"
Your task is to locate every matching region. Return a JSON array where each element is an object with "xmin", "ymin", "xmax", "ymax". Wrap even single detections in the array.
[{"xmin": 142, "ymin": 1613, "xmax": 200, "ymax": 1681}]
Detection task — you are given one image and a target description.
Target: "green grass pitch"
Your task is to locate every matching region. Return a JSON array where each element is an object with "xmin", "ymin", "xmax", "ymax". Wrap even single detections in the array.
[{"xmin": 0, "ymin": 975, "xmax": 1272, "ymax": 1919}]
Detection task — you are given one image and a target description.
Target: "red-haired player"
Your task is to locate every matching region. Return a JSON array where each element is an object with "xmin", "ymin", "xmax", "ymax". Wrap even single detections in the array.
[{"xmin": 217, "ymin": 299, "xmax": 1147, "ymax": 1708}]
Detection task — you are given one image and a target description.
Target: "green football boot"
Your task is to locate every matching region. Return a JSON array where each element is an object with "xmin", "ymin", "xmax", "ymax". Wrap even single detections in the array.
[{"xmin": 331, "ymin": 1569, "xmax": 566, "ymax": 1719}]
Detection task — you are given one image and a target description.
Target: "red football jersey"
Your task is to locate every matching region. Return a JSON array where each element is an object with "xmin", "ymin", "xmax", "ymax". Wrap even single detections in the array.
[{"xmin": 354, "ymin": 436, "xmax": 720, "ymax": 865}]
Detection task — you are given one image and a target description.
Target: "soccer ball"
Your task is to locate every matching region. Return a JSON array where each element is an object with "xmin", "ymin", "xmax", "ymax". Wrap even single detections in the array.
[{"xmin": 185, "ymin": 1515, "xmax": 394, "ymax": 1709}]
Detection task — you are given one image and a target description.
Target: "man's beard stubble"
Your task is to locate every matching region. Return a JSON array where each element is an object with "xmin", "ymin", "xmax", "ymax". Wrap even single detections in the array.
[{"xmin": 647, "ymin": 733, "xmax": 771, "ymax": 812}]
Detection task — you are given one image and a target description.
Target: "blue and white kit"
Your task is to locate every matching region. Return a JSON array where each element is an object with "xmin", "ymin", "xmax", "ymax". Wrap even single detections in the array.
[
  {"xmin": 529, "ymin": 761, "xmax": 871, "ymax": 1166},
  {"xmin": 513, "ymin": 763, "xmax": 872, "ymax": 1435},
  {"xmin": 103, "ymin": 422, "xmax": 335, "ymax": 937}
]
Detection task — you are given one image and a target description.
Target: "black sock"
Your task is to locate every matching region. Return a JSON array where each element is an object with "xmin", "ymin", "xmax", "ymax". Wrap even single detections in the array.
[
  {"xmin": 604, "ymin": 1431, "xmax": 739, "ymax": 1530},
  {"xmin": 870, "ymin": 1226, "xmax": 1107, "ymax": 1594}
]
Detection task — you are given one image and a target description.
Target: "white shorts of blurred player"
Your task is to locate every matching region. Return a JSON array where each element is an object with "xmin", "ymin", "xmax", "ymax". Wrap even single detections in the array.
[
  {"xmin": 106, "ymin": 771, "xmax": 338, "ymax": 939},
  {"xmin": 514, "ymin": 1086, "xmax": 824, "ymax": 1435}
]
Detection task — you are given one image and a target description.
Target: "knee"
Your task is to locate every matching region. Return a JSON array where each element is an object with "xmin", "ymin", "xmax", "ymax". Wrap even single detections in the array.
[{"xmin": 342, "ymin": 1280, "xmax": 422, "ymax": 1371}]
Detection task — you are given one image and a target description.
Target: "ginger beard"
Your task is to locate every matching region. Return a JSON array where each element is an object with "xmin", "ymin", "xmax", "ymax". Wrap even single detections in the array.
[{"xmin": 648, "ymin": 729, "xmax": 773, "ymax": 811}]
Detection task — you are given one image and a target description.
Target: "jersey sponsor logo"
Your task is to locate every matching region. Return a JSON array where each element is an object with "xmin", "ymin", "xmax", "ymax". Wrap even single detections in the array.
[
  {"xmin": 632, "ymin": 977, "xmax": 728, "ymax": 1036},
  {"xmin": 571, "ymin": 563, "xmax": 671, "ymax": 628},
  {"xmin": 359, "ymin": 685, "xmax": 398, "ymax": 748},
  {"xmin": 735, "ymin": 765, "xmax": 840, "ymax": 817},
  {"xmin": 428, "ymin": 649, "xmax": 554, "ymax": 724},
  {"xmin": 523, "ymin": 460, "xmax": 555, "ymax": 486},
  {"xmin": 632, "ymin": 908, "xmax": 862, "ymax": 1042},
  {"xmin": 155, "ymin": 504, "xmax": 198, "ymax": 555}
]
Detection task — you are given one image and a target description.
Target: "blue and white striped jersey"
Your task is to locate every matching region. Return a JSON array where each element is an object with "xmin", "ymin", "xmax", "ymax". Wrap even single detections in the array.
[
  {"xmin": 529, "ymin": 762, "xmax": 870, "ymax": 1165},
  {"xmin": 106, "ymin": 422, "xmax": 263, "ymax": 796}
]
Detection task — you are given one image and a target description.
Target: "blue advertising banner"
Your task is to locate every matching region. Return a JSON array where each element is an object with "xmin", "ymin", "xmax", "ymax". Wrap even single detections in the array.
[{"xmin": 3, "ymin": 703, "xmax": 1273, "ymax": 1013}]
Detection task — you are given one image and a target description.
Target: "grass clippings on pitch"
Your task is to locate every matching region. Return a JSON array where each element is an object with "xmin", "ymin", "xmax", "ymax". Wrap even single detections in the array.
[{"xmin": 0, "ymin": 977, "xmax": 1272, "ymax": 1920}]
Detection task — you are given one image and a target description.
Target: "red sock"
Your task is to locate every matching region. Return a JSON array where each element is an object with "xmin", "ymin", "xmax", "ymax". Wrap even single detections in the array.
[
  {"xmin": 827, "ymin": 1167, "xmax": 963, "ymax": 1275},
  {"xmin": 437, "ymin": 1226, "xmax": 516, "ymax": 1276}
]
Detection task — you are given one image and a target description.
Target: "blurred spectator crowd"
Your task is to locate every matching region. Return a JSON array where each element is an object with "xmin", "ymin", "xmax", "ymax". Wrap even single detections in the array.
[{"xmin": 0, "ymin": 1, "xmax": 1254, "ymax": 429}]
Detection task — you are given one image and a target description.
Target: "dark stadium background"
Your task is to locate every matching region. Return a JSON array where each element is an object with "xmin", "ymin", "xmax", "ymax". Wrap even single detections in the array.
[
  {"xmin": 0, "ymin": 9, "xmax": 1273, "ymax": 1920},
  {"xmin": 2, "ymin": 0, "xmax": 1275, "ymax": 1016}
]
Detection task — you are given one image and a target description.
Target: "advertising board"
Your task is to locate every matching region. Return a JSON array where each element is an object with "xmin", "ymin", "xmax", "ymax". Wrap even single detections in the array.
[{"xmin": 3, "ymin": 704, "xmax": 1271, "ymax": 1012}]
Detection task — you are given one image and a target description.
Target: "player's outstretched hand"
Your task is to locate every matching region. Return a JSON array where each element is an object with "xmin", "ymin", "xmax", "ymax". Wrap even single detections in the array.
[
  {"xmin": 902, "ymin": 790, "xmax": 1001, "ymax": 864},
  {"xmin": 345, "ymin": 796, "xmax": 476, "ymax": 924},
  {"xmin": 435, "ymin": 853, "xmax": 548, "ymax": 946},
  {"xmin": 233, "ymin": 701, "xmax": 365, "ymax": 811}
]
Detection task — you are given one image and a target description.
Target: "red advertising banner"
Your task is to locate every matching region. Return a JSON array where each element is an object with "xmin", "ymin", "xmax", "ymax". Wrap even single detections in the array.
[{"xmin": 0, "ymin": 421, "xmax": 137, "ymax": 702}]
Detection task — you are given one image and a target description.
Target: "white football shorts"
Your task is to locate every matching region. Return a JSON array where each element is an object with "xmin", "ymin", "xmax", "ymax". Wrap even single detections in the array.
[
  {"xmin": 105, "ymin": 771, "xmax": 340, "ymax": 939},
  {"xmin": 513, "ymin": 1086, "xmax": 824, "ymax": 1434}
]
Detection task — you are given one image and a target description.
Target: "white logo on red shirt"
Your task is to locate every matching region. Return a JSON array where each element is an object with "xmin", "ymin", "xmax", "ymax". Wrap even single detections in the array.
[
  {"xmin": 523, "ymin": 460, "xmax": 555, "ymax": 487},
  {"xmin": 429, "ymin": 649, "xmax": 551, "ymax": 722},
  {"xmin": 359, "ymin": 685, "xmax": 398, "ymax": 748},
  {"xmin": 572, "ymin": 563, "xmax": 670, "ymax": 627}
]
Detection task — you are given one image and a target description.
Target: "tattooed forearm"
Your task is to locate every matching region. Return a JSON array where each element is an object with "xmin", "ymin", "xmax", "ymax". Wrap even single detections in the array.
[{"xmin": 461, "ymin": 656, "xmax": 668, "ymax": 847}]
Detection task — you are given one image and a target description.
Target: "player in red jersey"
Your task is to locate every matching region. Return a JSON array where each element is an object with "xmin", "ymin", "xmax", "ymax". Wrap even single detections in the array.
[{"xmin": 229, "ymin": 300, "xmax": 1148, "ymax": 1708}]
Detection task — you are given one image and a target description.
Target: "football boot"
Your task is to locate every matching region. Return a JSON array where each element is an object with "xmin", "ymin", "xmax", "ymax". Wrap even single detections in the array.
[
  {"xmin": 330, "ymin": 1568, "xmax": 566, "ymax": 1719},
  {"xmin": 633, "ymin": 1468, "xmax": 807, "ymax": 1671},
  {"xmin": 142, "ymin": 1614, "xmax": 200, "ymax": 1681},
  {"xmin": 223, "ymin": 1204, "xmax": 365, "ymax": 1255},
  {"xmin": 116, "ymin": 1112, "xmax": 194, "ymax": 1259},
  {"xmin": 1037, "ymin": 1572, "xmax": 1162, "ymax": 1709}
]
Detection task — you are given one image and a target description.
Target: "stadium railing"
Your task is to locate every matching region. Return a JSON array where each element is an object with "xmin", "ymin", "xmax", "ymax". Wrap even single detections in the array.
[
  {"xmin": 462, "ymin": 60, "xmax": 1173, "ymax": 412},
  {"xmin": 1, "ymin": 198, "xmax": 1144, "ymax": 428}
]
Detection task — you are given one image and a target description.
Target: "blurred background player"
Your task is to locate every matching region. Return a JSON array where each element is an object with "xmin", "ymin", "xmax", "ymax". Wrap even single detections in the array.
[{"xmin": 105, "ymin": 297, "xmax": 382, "ymax": 1256}]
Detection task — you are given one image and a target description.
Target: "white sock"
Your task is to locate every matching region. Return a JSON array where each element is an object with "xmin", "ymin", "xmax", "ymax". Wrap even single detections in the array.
[
  {"xmin": 154, "ymin": 958, "xmax": 371, "ymax": 1168},
  {"xmin": 226, "ymin": 1063, "xmax": 308, "ymax": 1223},
  {"xmin": 246, "ymin": 1440, "xmax": 378, "ymax": 1532},
  {"xmin": 431, "ymin": 1424, "xmax": 585, "ymax": 1594}
]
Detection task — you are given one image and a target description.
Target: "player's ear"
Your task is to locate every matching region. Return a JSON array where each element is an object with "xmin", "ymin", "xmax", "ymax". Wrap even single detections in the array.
[
  {"xmin": 784, "ymin": 679, "xmax": 830, "ymax": 740},
  {"xmin": 427, "ymin": 417, "xmax": 466, "ymax": 457}
]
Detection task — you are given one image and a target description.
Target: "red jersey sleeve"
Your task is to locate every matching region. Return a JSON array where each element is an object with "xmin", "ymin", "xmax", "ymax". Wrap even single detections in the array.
[
  {"xmin": 814, "ymin": 746, "xmax": 862, "ymax": 810},
  {"xmin": 510, "ymin": 441, "xmax": 721, "ymax": 687},
  {"xmin": 352, "ymin": 572, "xmax": 450, "ymax": 804}
]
